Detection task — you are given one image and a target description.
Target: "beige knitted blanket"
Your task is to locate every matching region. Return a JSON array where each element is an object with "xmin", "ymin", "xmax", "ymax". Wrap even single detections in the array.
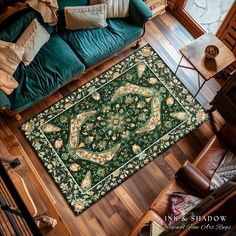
[{"xmin": 26, "ymin": 0, "xmax": 58, "ymax": 25}]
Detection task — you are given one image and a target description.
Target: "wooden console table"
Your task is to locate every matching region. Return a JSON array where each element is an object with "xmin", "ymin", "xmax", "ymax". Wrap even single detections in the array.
[
  {"xmin": 144, "ymin": 0, "xmax": 167, "ymax": 17},
  {"xmin": 0, "ymin": 135, "xmax": 71, "ymax": 235},
  {"xmin": 176, "ymin": 32, "xmax": 236, "ymax": 98}
]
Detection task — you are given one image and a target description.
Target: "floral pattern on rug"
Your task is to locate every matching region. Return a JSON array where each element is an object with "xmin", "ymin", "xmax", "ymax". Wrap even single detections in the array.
[{"xmin": 21, "ymin": 45, "xmax": 208, "ymax": 215}]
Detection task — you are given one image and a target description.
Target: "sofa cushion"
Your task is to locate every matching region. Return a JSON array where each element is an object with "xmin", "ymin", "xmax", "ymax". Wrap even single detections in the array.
[
  {"xmin": 0, "ymin": 9, "xmax": 54, "ymax": 43},
  {"xmin": 9, "ymin": 34, "xmax": 85, "ymax": 112},
  {"xmin": 107, "ymin": 18, "xmax": 142, "ymax": 45},
  {"xmin": 59, "ymin": 18, "xmax": 142, "ymax": 67}
]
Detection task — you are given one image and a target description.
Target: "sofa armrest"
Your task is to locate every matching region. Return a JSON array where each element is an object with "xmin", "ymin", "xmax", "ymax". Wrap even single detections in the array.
[
  {"xmin": 0, "ymin": 90, "xmax": 11, "ymax": 109},
  {"xmin": 176, "ymin": 161, "xmax": 211, "ymax": 198},
  {"xmin": 129, "ymin": 0, "xmax": 153, "ymax": 27}
]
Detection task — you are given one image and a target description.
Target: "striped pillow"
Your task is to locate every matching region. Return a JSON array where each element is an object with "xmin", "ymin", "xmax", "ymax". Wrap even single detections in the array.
[
  {"xmin": 90, "ymin": 0, "xmax": 129, "ymax": 18},
  {"xmin": 210, "ymin": 151, "xmax": 236, "ymax": 190},
  {"xmin": 0, "ymin": 69, "xmax": 18, "ymax": 95},
  {"xmin": 0, "ymin": 40, "xmax": 24, "ymax": 75}
]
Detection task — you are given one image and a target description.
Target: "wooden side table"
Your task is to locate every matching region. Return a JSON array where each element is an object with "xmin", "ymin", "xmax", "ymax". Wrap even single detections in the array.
[
  {"xmin": 210, "ymin": 73, "xmax": 236, "ymax": 121},
  {"xmin": 144, "ymin": 0, "xmax": 167, "ymax": 17},
  {"xmin": 175, "ymin": 32, "xmax": 236, "ymax": 98}
]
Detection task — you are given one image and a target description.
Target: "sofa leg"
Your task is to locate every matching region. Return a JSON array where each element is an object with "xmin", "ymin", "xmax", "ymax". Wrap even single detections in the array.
[
  {"xmin": 35, "ymin": 215, "xmax": 57, "ymax": 229},
  {"xmin": 133, "ymin": 24, "xmax": 146, "ymax": 49},
  {"xmin": 1, "ymin": 108, "xmax": 21, "ymax": 121},
  {"xmin": 133, "ymin": 38, "xmax": 142, "ymax": 49},
  {"xmin": 136, "ymin": 38, "xmax": 142, "ymax": 48},
  {"xmin": 14, "ymin": 113, "xmax": 22, "ymax": 121}
]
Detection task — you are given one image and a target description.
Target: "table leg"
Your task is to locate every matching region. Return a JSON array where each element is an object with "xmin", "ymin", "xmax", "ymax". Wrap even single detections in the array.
[
  {"xmin": 175, "ymin": 55, "xmax": 183, "ymax": 74},
  {"xmin": 175, "ymin": 55, "xmax": 208, "ymax": 99},
  {"xmin": 194, "ymin": 74, "xmax": 206, "ymax": 98},
  {"xmin": 197, "ymin": 73, "xmax": 201, "ymax": 89}
]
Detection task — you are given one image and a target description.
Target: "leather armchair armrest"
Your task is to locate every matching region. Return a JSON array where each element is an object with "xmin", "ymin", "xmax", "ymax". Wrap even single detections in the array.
[
  {"xmin": 175, "ymin": 161, "xmax": 211, "ymax": 198},
  {"xmin": 129, "ymin": 0, "xmax": 153, "ymax": 27},
  {"xmin": 217, "ymin": 120, "xmax": 236, "ymax": 154},
  {"xmin": 150, "ymin": 179, "xmax": 186, "ymax": 218},
  {"xmin": 194, "ymin": 136, "xmax": 227, "ymax": 179},
  {"xmin": 0, "ymin": 90, "xmax": 11, "ymax": 109},
  {"xmin": 129, "ymin": 210, "xmax": 165, "ymax": 236}
]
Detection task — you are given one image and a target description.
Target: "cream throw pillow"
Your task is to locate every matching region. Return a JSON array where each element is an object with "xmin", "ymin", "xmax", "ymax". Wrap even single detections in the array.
[
  {"xmin": 64, "ymin": 4, "xmax": 107, "ymax": 30},
  {"xmin": 16, "ymin": 19, "xmax": 50, "ymax": 66},
  {"xmin": 0, "ymin": 40, "xmax": 24, "ymax": 75},
  {"xmin": 0, "ymin": 69, "xmax": 18, "ymax": 95},
  {"xmin": 90, "ymin": 0, "xmax": 129, "ymax": 18}
]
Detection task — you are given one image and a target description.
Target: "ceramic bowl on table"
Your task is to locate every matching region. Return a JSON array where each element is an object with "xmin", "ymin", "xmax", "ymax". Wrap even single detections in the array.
[{"xmin": 205, "ymin": 45, "xmax": 219, "ymax": 59}]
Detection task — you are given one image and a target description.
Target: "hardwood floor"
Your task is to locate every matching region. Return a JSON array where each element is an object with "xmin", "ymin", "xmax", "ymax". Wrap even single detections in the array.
[{"xmin": 0, "ymin": 12, "xmax": 226, "ymax": 236}]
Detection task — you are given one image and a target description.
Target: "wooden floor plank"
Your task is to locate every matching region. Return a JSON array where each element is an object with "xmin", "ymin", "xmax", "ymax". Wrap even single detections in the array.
[
  {"xmin": 114, "ymin": 186, "xmax": 143, "ymax": 220},
  {"xmin": 153, "ymin": 17, "xmax": 186, "ymax": 50},
  {"xmin": 164, "ymin": 153, "xmax": 182, "ymax": 172}
]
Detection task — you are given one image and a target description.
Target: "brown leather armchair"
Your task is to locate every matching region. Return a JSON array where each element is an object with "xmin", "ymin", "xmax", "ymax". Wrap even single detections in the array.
[{"xmin": 130, "ymin": 120, "xmax": 236, "ymax": 236}]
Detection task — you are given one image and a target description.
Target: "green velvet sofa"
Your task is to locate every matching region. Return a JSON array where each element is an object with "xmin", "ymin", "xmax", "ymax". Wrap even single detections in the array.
[{"xmin": 0, "ymin": 0, "xmax": 152, "ymax": 119}]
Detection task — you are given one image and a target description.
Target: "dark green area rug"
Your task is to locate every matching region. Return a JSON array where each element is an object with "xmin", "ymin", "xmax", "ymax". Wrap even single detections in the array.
[{"xmin": 21, "ymin": 44, "xmax": 208, "ymax": 215}]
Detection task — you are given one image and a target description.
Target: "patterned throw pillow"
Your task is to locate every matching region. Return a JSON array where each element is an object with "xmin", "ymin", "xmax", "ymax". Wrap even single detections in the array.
[
  {"xmin": 16, "ymin": 19, "xmax": 50, "ymax": 66},
  {"xmin": 0, "ymin": 69, "xmax": 18, "ymax": 95},
  {"xmin": 64, "ymin": 4, "xmax": 107, "ymax": 30},
  {"xmin": 90, "ymin": 0, "xmax": 129, "ymax": 18},
  {"xmin": 210, "ymin": 151, "xmax": 236, "ymax": 190},
  {"xmin": 167, "ymin": 192, "xmax": 202, "ymax": 225},
  {"xmin": 0, "ymin": 40, "xmax": 24, "ymax": 75}
]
